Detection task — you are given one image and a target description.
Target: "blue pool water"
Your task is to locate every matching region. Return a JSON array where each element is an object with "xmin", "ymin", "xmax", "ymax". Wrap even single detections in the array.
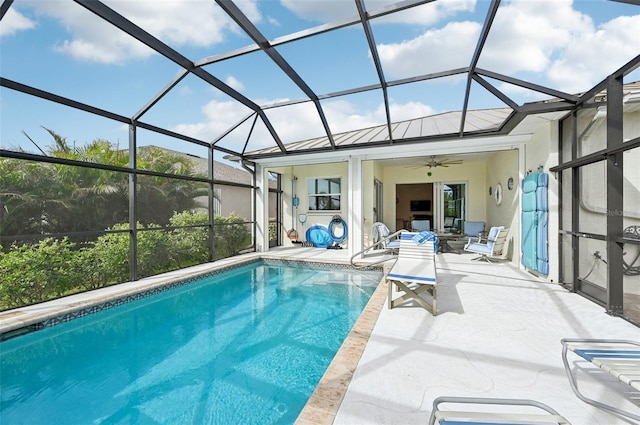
[{"xmin": 0, "ymin": 261, "xmax": 381, "ymax": 425}]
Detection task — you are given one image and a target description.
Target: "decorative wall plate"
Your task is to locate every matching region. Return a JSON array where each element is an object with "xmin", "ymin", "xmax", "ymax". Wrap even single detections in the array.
[{"xmin": 495, "ymin": 183, "xmax": 503, "ymax": 205}]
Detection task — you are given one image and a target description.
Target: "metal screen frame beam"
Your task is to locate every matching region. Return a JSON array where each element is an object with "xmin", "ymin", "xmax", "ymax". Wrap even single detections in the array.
[{"xmin": 216, "ymin": 0, "xmax": 336, "ymax": 149}]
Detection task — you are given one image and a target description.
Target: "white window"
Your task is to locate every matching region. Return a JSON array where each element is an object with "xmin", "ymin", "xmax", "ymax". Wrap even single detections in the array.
[{"xmin": 308, "ymin": 178, "xmax": 341, "ymax": 211}]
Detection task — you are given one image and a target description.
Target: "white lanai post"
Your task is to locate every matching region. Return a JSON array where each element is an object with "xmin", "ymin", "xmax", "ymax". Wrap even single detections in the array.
[
  {"xmin": 348, "ymin": 156, "xmax": 363, "ymax": 258},
  {"xmin": 255, "ymin": 163, "xmax": 267, "ymax": 252}
]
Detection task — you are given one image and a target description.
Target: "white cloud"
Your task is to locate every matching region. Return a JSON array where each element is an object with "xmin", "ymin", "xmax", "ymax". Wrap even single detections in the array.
[
  {"xmin": 475, "ymin": 0, "xmax": 640, "ymax": 94},
  {"xmin": 377, "ymin": 0, "xmax": 640, "ymax": 96},
  {"xmin": 225, "ymin": 76, "xmax": 245, "ymax": 92},
  {"xmin": 0, "ymin": 8, "xmax": 36, "ymax": 37},
  {"xmin": 172, "ymin": 95, "xmax": 438, "ymax": 151},
  {"xmin": 389, "ymin": 101, "xmax": 437, "ymax": 122},
  {"xmin": 281, "ymin": 0, "xmax": 475, "ymax": 26},
  {"xmin": 478, "ymin": 0, "xmax": 593, "ymax": 74},
  {"xmin": 547, "ymin": 14, "xmax": 640, "ymax": 93},
  {"xmin": 179, "ymin": 86, "xmax": 193, "ymax": 96},
  {"xmin": 378, "ymin": 21, "xmax": 481, "ymax": 79},
  {"xmin": 18, "ymin": 0, "xmax": 256, "ymax": 64},
  {"xmin": 267, "ymin": 16, "xmax": 280, "ymax": 27},
  {"xmin": 371, "ymin": 0, "xmax": 476, "ymax": 26},
  {"xmin": 172, "ymin": 99, "xmax": 253, "ymax": 143}
]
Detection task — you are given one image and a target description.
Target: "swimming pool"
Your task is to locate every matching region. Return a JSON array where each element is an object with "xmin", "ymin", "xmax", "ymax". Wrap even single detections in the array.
[{"xmin": 0, "ymin": 260, "xmax": 382, "ymax": 424}]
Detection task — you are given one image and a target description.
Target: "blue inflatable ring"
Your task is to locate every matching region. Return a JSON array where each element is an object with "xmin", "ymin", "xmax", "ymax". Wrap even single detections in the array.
[
  {"xmin": 328, "ymin": 218, "xmax": 348, "ymax": 243},
  {"xmin": 305, "ymin": 225, "xmax": 333, "ymax": 248}
]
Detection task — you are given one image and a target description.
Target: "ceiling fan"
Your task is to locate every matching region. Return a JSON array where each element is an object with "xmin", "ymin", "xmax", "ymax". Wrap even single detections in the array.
[{"xmin": 411, "ymin": 156, "xmax": 464, "ymax": 168}]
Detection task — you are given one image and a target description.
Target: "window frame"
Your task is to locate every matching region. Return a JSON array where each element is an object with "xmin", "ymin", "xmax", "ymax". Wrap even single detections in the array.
[{"xmin": 307, "ymin": 177, "xmax": 342, "ymax": 212}]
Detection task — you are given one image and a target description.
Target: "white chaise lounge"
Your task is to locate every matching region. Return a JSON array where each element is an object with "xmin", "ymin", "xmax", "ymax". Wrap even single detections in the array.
[
  {"xmin": 387, "ymin": 232, "xmax": 437, "ymax": 315},
  {"xmin": 428, "ymin": 396, "xmax": 571, "ymax": 425},
  {"xmin": 561, "ymin": 338, "xmax": 640, "ymax": 422}
]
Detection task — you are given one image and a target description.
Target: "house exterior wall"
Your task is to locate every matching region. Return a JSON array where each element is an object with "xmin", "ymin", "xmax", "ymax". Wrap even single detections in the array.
[
  {"xmin": 381, "ymin": 158, "xmax": 488, "ymax": 232},
  {"xmin": 485, "ymin": 149, "xmax": 520, "ymax": 262},
  {"xmin": 361, "ymin": 161, "xmax": 375, "ymax": 247},
  {"xmin": 219, "ymin": 185, "xmax": 252, "ymax": 219},
  {"xmin": 523, "ymin": 120, "xmax": 560, "ymax": 282},
  {"xmin": 271, "ymin": 162, "xmax": 349, "ymax": 246}
]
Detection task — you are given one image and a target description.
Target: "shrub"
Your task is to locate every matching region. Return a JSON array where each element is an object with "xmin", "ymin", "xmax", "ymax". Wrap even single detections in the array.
[
  {"xmin": 213, "ymin": 213, "xmax": 251, "ymax": 259},
  {"xmin": 0, "ymin": 213, "xmax": 253, "ymax": 310},
  {"xmin": 169, "ymin": 211, "xmax": 210, "ymax": 267},
  {"xmin": 0, "ymin": 238, "xmax": 83, "ymax": 309}
]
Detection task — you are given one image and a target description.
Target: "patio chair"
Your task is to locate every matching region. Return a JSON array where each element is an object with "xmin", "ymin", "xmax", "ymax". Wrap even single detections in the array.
[
  {"xmin": 428, "ymin": 396, "xmax": 571, "ymax": 425},
  {"xmin": 462, "ymin": 220, "xmax": 485, "ymax": 240},
  {"xmin": 387, "ymin": 231, "xmax": 437, "ymax": 315},
  {"xmin": 561, "ymin": 338, "xmax": 640, "ymax": 422},
  {"xmin": 371, "ymin": 222, "xmax": 402, "ymax": 253},
  {"xmin": 411, "ymin": 219, "xmax": 431, "ymax": 232},
  {"xmin": 464, "ymin": 226, "xmax": 509, "ymax": 262}
]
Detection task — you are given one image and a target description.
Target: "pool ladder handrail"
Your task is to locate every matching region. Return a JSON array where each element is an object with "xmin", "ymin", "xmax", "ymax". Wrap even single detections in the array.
[{"xmin": 350, "ymin": 228, "xmax": 407, "ymax": 269}]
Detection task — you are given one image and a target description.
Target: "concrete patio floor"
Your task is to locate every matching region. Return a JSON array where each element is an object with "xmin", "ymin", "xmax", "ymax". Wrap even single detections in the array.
[{"xmin": 290, "ymin": 249, "xmax": 640, "ymax": 425}]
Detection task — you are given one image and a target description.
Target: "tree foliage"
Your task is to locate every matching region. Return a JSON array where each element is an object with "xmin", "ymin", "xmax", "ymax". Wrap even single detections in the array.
[{"xmin": 1, "ymin": 132, "xmax": 207, "ymax": 239}]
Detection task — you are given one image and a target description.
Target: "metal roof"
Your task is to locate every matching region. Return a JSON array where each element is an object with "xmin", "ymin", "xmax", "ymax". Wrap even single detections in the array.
[{"xmin": 245, "ymin": 107, "xmax": 513, "ymax": 157}]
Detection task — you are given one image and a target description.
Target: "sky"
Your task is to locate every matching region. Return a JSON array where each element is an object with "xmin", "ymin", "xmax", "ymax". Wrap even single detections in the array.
[{"xmin": 1, "ymin": 0, "xmax": 639, "ymax": 161}]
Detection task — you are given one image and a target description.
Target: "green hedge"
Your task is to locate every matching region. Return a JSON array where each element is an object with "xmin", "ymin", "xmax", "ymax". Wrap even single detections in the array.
[{"xmin": 0, "ymin": 212, "xmax": 251, "ymax": 310}]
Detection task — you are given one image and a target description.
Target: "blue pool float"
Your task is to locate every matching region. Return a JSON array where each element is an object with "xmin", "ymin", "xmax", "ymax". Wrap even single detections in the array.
[{"xmin": 306, "ymin": 225, "xmax": 333, "ymax": 248}]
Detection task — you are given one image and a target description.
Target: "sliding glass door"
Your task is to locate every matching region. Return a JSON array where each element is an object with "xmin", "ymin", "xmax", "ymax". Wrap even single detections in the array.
[{"xmin": 434, "ymin": 182, "xmax": 466, "ymax": 232}]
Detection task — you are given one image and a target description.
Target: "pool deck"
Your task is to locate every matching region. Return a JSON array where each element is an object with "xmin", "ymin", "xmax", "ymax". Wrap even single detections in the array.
[
  {"xmin": 2, "ymin": 247, "xmax": 639, "ymax": 424},
  {"xmin": 287, "ymin": 248, "xmax": 640, "ymax": 425}
]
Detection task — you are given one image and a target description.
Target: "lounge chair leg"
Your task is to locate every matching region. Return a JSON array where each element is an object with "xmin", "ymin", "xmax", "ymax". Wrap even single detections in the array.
[{"xmin": 471, "ymin": 255, "xmax": 496, "ymax": 262}]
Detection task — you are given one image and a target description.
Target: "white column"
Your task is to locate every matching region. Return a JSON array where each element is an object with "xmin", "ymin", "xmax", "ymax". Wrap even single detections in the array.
[
  {"xmin": 517, "ymin": 146, "xmax": 525, "ymax": 269},
  {"xmin": 348, "ymin": 157, "xmax": 363, "ymax": 258},
  {"xmin": 255, "ymin": 163, "xmax": 267, "ymax": 252}
]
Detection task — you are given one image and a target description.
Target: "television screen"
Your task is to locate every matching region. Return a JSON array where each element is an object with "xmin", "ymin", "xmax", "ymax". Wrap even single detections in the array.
[{"xmin": 410, "ymin": 200, "xmax": 431, "ymax": 211}]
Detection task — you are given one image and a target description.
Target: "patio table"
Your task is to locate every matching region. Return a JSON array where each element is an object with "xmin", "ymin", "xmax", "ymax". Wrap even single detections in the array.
[{"xmin": 437, "ymin": 233, "xmax": 464, "ymax": 253}]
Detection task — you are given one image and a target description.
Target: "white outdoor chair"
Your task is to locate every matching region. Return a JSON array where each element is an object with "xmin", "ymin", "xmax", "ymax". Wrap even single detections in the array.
[
  {"xmin": 464, "ymin": 226, "xmax": 508, "ymax": 262},
  {"xmin": 411, "ymin": 219, "xmax": 431, "ymax": 232},
  {"xmin": 371, "ymin": 222, "xmax": 401, "ymax": 253}
]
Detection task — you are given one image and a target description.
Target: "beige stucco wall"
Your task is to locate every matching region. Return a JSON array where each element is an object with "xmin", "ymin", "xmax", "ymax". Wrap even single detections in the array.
[
  {"xmin": 361, "ymin": 160, "xmax": 391, "ymax": 247},
  {"xmin": 271, "ymin": 162, "xmax": 349, "ymax": 246},
  {"xmin": 361, "ymin": 161, "xmax": 375, "ymax": 247},
  {"xmin": 485, "ymin": 150, "xmax": 520, "ymax": 262},
  {"xmin": 381, "ymin": 158, "xmax": 488, "ymax": 232}
]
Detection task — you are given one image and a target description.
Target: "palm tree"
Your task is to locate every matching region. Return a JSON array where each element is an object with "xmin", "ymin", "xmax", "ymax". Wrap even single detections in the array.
[{"xmin": 1, "ymin": 130, "xmax": 208, "ymax": 240}]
